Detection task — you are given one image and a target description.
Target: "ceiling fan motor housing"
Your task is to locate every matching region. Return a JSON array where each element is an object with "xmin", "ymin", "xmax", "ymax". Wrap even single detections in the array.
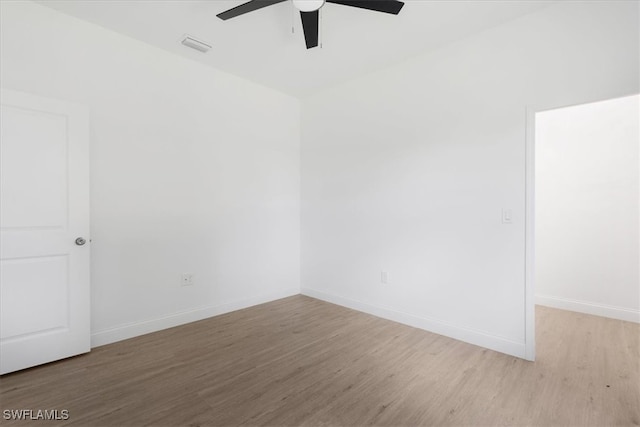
[{"xmin": 293, "ymin": 0, "xmax": 326, "ymax": 12}]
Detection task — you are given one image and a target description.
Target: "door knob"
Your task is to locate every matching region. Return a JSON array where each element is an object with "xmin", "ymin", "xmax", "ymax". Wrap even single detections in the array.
[{"xmin": 75, "ymin": 237, "xmax": 87, "ymax": 246}]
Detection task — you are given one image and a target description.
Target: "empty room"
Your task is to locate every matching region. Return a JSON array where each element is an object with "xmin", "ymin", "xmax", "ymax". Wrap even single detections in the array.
[{"xmin": 0, "ymin": 0, "xmax": 638, "ymax": 426}]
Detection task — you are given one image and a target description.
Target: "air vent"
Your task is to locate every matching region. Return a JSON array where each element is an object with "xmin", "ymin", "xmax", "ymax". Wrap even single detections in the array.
[{"xmin": 180, "ymin": 35, "xmax": 212, "ymax": 53}]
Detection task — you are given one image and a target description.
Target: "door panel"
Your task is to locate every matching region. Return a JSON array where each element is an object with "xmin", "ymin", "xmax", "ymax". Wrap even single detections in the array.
[
  {"xmin": 0, "ymin": 106, "xmax": 68, "ymax": 229},
  {"xmin": 1, "ymin": 256, "xmax": 69, "ymax": 340},
  {"xmin": 0, "ymin": 89, "xmax": 90, "ymax": 375}
]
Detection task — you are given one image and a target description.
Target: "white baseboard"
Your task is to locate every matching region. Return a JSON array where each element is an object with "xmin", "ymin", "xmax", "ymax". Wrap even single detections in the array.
[
  {"xmin": 301, "ymin": 287, "xmax": 527, "ymax": 359},
  {"xmin": 91, "ymin": 287, "xmax": 300, "ymax": 348},
  {"xmin": 536, "ymin": 294, "xmax": 640, "ymax": 323}
]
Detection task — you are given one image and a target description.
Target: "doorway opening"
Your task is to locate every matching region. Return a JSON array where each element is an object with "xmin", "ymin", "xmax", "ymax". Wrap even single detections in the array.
[{"xmin": 525, "ymin": 94, "xmax": 640, "ymax": 360}]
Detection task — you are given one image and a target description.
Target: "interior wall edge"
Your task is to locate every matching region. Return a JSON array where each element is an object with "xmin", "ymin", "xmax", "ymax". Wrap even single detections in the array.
[
  {"xmin": 90, "ymin": 287, "xmax": 300, "ymax": 348},
  {"xmin": 535, "ymin": 295, "xmax": 640, "ymax": 324},
  {"xmin": 301, "ymin": 287, "xmax": 527, "ymax": 359}
]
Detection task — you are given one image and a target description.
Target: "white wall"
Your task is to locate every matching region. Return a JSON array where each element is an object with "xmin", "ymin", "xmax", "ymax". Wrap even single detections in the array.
[
  {"xmin": 301, "ymin": 1, "xmax": 639, "ymax": 357},
  {"xmin": 0, "ymin": 1, "xmax": 301, "ymax": 345},
  {"xmin": 535, "ymin": 95, "xmax": 639, "ymax": 323}
]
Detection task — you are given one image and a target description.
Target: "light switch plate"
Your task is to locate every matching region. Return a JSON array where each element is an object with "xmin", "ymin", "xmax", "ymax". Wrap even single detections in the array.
[{"xmin": 502, "ymin": 209, "xmax": 513, "ymax": 224}]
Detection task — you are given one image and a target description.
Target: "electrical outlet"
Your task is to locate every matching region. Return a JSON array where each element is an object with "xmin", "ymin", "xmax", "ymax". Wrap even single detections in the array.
[
  {"xmin": 181, "ymin": 273, "xmax": 194, "ymax": 286},
  {"xmin": 381, "ymin": 271, "xmax": 389, "ymax": 284}
]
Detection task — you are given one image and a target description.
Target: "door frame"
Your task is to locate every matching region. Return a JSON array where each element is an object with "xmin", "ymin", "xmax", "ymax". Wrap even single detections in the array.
[{"xmin": 524, "ymin": 105, "xmax": 538, "ymax": 361}]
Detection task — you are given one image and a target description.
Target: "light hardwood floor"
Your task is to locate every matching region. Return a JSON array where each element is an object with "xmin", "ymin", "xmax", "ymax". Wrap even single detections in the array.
[{"xmin": 1, "ymin": 295, "xmax": 638, "ymax": 426}]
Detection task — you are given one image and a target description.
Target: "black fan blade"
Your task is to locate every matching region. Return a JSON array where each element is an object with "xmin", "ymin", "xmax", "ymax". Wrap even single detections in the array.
[
  {"xmin": 326, "ymin": 0, "xmax": 404, "ymax": 15},
  {"xmin": 217, "ymin": 0, "xmax": 287, "ymax": 20},
  {"xmin": 300, "ymin": 10, "xmax": 319, "ymax": 49}
]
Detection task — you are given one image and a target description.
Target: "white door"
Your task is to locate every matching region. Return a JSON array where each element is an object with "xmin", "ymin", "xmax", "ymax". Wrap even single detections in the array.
[{"xmin": 0, "ymin": 89, "xmax": 90, "ymax": 375}]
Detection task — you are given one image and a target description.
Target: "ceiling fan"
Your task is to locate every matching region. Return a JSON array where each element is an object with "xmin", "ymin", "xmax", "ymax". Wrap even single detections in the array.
[{"xmin": 217, "ymin": 0, "xmax": 405, "ymax": 49}]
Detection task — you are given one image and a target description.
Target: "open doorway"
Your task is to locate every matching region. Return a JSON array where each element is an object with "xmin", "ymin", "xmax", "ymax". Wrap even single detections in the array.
[{"xmin": 525, "ymin": 94, "xmax": 640, "ymax": 360}]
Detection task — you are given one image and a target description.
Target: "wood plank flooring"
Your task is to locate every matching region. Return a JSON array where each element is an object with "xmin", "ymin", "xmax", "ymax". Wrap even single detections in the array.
[{"xmin": 1, "ymin": 295, "xmax": 638, "ymax": 426}]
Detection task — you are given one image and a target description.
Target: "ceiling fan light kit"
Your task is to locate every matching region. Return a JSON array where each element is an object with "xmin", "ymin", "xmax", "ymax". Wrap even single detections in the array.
[{"xmin": 217, "ymin": 0, "xmax": 404, "ymax": 49}]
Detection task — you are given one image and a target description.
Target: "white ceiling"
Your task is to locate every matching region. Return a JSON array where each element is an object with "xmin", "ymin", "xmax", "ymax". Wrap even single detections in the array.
[{"xmin": 36, "ymin": 0, "xmax": 554, "ymax": 98}]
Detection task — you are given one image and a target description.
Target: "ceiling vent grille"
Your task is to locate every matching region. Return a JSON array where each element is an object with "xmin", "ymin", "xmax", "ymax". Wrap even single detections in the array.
[{"xmin": 180, "ymin": 35, "xmax": 212, "ymax": 53}]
